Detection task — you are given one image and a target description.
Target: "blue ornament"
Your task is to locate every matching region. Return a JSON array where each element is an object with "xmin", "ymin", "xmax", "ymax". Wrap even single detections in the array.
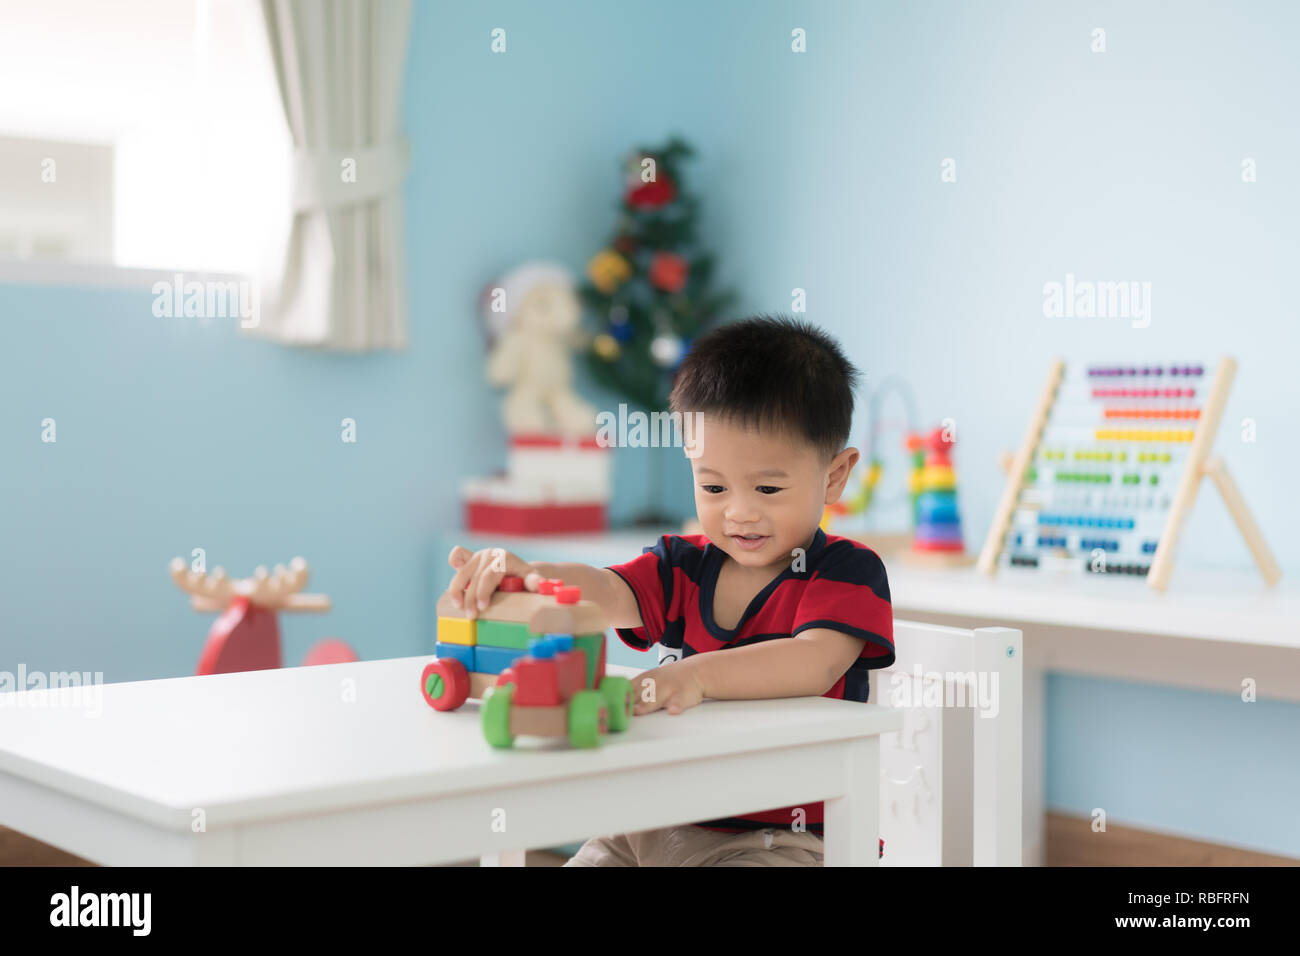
[
  {"xmin": 673, "ymin": 337, "xmax": 692, "ymax": 370},
  {"xmin": 609, "ymin": 304, "xmax": 634, "ymax": 342}
]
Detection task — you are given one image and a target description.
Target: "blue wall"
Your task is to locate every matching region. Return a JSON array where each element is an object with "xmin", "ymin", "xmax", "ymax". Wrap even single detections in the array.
[
  {"xmin": 1048, "ymin": 674, "xmax": 1300, "ymax": 856},
  {"xmin": 2, "ymin": 0, "xmax": 1296, "ymax": 856}
]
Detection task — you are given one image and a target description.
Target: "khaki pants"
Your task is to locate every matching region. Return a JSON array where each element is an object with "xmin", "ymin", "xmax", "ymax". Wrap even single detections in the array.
[{"xmin": 562, "ymin": 824, "xmax": 824, "ymax": 867}]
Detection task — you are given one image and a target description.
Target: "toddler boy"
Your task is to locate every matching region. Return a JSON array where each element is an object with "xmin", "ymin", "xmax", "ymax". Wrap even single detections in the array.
[{"xmin": 443, "ymin": 315, "xmax": 893, "ymax": 866}]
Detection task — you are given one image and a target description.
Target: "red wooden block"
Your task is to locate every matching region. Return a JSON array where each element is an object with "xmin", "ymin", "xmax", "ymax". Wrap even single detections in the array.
[
  {"xmin": 512, "ymin": 657, "xmax": 561, "ymax": 706},
  {"xmin": 197, "ymin": 596, "xmax": 282, "ymax": 675},
  {"xmin": 555, "ymin": 585, "xmax": 581, "ymax": 604},
  {"xmin": 538, "ymin": 578, "xmax": 564, "ymax": 595},
  {"xmin": 496, "ymin": 667, "xmax": 517, "ymax": 687},
  {"xmin": 498, "ymin": 575, "xmax": 525, "ymax": 592},
  {"xmin": 555, "ymin": 650, "xmax": 584, "ymax": 699}
]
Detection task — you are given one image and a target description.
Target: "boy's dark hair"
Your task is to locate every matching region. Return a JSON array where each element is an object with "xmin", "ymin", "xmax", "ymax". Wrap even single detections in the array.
[{"xmin": 668, "ymin": 314, "xmax": 860, "ymax": 461}]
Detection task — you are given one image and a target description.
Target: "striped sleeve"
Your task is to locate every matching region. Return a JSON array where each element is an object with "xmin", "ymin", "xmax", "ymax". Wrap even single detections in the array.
[
  {"xmin": 605, "ymin": 536, "xmax": 674, "ymax": 651},
  {"xmin": 792, "ymin": 544, "xmax": 894, "ymax": 668}
]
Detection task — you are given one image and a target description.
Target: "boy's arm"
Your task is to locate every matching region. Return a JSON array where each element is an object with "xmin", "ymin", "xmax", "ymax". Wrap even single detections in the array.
[
  {"xmin": 683, "ymin": 628, "xmax": 866, "ymax": 699},
  {"xmin": 443, "ymin": 546, "xmax": 642, "ymax": 629},
  {"xmin": 528, "ymin": 562, "xmax": 643, "ymax": 630}
]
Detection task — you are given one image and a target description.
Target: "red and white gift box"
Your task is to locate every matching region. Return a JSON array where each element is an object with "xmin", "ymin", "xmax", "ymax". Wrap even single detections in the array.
[{"xmin": 463, "ymin": 434, "xmax": 610, "ymax": 535}]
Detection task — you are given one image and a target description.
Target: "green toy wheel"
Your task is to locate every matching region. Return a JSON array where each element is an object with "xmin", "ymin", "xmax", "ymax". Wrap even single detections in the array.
[
  {"xmin": 482, "ymin": 684, "xmax": 515, "ymax": 749},
  {"xmin": 567, "ymin": 690, "xmax": 608, "ymax": 749},
  {"xmin": 599, "ymin": 676, "xmax": 633, "ymax": 732}
]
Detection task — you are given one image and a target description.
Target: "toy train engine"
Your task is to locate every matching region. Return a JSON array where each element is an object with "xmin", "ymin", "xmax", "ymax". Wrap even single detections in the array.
[{"xmin": 421, "ymin": 576, "xmax": 634, "ymax": 748}]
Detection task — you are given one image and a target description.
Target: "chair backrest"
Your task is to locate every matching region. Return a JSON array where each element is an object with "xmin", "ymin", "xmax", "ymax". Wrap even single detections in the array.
[{"xmin": 869, "ymin": 620, "xmax": 1023, "ymax": 866}]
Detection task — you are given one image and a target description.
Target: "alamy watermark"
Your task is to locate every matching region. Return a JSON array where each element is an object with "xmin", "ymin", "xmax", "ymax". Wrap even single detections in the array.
[
  {"xmin": 50, "ymin": 886, "xmax": 150, "ymax": 936},
  {"xmin": 595, "ymin": 404, "xmax": 705, "ymax": 457},
  {"xmin": 0, "ymin": 665, "xmax": 103, "ymax": 717},
  {"xmin": 1043, "ymin": 273, "xmax": 1150, "ymax": 329},
  {"xmin": 152, "ymin": 273, "xmax": 259, "ymax": 328},
  {"xmin": 888, "ymin": 663, "xmax": 1001, "ymax": 718}
]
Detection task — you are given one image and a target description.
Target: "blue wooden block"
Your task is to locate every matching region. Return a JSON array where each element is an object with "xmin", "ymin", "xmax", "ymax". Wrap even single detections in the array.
[
  {"xmin": 475, "ymin": 645, "xmax": 527, "ymax": 675},
  {"xmin": 544, "ymin": 633, "xmax": 574, "ymax": 652},
  {"xmin": 435, "ymin": 641, "xmax": 475, "ymax": 672}
]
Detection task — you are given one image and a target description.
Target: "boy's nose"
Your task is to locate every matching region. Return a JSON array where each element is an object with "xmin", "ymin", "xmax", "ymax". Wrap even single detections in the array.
[{"xmin": 724, "ymin": 502, "xmax": 761, "ymax": 524}]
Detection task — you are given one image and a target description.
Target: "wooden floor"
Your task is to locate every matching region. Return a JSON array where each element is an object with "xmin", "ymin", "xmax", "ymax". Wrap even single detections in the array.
[
  {"xmin": 1045, "ymin": 813, "xmax": 1298, "ymax": 866},
  {"xmin": 4, "ymin": 815, "xmax": 1296, "ymax": 866}
]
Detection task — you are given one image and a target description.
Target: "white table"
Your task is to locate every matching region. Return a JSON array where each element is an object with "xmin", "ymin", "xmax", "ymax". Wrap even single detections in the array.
[
  {"xmin": 884, "ymin": 559, "xmax": 1300, "ymax": 865},
  {"xmin": 442, "ymin": 530, "xmax": 1300, "ymax": 864},
  {"xmin": 0, "ymin": 657, "xmax": 901, "ymax": 866}
]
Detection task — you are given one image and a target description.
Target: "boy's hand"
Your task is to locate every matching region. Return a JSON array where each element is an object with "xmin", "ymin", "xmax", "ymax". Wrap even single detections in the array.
[
  {"xmin": 445, "ymin": 545, "xmax": 542, "ymax": 619},
  {"xmin": 632, "ymin": 659, "xmax": 705, "ymax": 716}
]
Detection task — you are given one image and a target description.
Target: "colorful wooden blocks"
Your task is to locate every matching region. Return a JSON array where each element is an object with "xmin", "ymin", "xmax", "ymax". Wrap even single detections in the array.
[{"xmin": 422, "ymin": 575, "xmax": 633, "ymax": 749}]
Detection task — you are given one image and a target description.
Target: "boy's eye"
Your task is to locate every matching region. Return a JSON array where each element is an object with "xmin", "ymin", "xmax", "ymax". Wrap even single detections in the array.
[
  {"xmin": 701, "ymin": 485, "xmax": 725, "ymax": 494},
  {"xmin": 756, "ymin": 486, "xmax": 784, "ymax": 495}
]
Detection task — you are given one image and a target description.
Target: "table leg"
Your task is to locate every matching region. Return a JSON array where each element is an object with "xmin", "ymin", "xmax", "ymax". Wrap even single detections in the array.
[
  {"xmin": 823, "ymin": 735, "xmax": 881, "ymax": 867},
  {"xmin": 1023, "ymin": 635, "xmax": 1046, "ymax": 866}
]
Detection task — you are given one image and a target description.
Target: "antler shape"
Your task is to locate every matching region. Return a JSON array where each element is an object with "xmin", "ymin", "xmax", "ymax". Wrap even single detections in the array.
[{"xmin": 169, "ymin": 556, "xmax": 331, "ymax": 612}]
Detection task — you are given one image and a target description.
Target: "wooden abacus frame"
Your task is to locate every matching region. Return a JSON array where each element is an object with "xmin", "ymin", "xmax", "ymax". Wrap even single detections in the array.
[{"xmin": 976, "ymin": 356, "xmax": 1281, "ymax": 591}]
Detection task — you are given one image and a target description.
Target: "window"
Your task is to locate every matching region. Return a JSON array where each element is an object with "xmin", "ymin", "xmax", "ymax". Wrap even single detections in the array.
[{"xmin": 0, "ymin": 0, "xmax": 291, "ymax": 275}]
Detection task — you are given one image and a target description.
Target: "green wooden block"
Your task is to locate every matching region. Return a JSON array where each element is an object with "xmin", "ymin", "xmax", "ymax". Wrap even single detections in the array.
[
  {"xmin": 476, "ymin": 620, "xmax": 533, "ymax": 650},
  {"xmin": 573, "ymin": 633, "xmax": 604, "ymax": 689}
]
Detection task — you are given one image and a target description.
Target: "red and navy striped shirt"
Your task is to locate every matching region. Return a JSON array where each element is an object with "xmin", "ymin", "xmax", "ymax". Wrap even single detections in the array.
[{"xmin": 606, "ymin": 527, "xmax": 893, "ymax": 834}]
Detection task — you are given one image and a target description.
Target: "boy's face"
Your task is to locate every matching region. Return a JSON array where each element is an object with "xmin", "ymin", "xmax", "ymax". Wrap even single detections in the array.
[{"xmin": 687, "ymin": 414, "xmax": 859, "ymax": 574}]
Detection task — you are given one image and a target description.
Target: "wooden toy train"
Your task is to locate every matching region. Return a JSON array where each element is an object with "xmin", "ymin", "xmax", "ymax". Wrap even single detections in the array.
[{"xmin": 422, "ymin": 575, "xmax": 634, "ymax": 748}]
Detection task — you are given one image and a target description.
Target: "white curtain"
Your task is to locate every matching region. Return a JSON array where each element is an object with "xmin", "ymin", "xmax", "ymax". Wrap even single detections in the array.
[{"xmin": 253, "ymin": 0, "xmax": 412, "ymax": 350}]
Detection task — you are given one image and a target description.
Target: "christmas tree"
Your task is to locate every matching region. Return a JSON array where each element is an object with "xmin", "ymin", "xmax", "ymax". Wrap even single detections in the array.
[{"xmin": 581, "ymin": 137, "xmax": 736, "ymax": 412}]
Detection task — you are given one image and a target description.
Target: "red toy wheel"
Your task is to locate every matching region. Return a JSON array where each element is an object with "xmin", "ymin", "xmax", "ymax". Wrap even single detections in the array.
[{"xmin": 421, "ymin": 658, "xmax": 470, "ymax": 711}]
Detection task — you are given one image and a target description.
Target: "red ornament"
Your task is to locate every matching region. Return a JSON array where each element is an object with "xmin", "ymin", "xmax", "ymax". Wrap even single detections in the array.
[
  {"xmin": 626, "ymin": 175, "xmax": 677, "ymax": 209},
  {"xmin": 649, "ymin": 252, "xmax": 689, "ymax": 293}
]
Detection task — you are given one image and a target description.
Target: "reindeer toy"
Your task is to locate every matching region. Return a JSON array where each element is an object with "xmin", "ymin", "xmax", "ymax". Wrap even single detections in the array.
[{"xmin": 169, "ymin": 556, "xmax": 357, "ymax": 675}]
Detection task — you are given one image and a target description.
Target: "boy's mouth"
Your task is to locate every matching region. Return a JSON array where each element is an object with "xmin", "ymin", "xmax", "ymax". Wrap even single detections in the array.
[{"xmin": 730, "ymin": 533, "xmax": 770, "ymax": 552}]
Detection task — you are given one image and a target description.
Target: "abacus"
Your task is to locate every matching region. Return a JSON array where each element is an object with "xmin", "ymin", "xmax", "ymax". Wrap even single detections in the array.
[{"xmin": 976, "ymin": 357, "xmax": 1280, "ymax": 590}]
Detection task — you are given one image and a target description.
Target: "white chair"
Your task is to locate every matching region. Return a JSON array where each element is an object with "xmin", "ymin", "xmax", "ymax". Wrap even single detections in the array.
[{"xmin": 870, "ymin": 620, "xmax": 1023, "ymax": 866}]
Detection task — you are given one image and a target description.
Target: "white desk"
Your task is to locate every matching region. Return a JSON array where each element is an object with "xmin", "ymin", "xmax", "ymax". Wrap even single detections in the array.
[
  {"xmin": 441, "ymin": 530, "xmax": 1300, "ymax": 864},
  {"xmin": 884, "ymin": 559, "xmax": 1300, "ymax": 865},
  {"xmin": 0, "ymin": 657, "xmax": 901, "ymax": 866}
]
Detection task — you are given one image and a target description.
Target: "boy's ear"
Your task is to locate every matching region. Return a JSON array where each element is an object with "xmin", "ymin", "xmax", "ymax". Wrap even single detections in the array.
[{"xmin": 825, "ymin": 447, "xmax": 860, "ymax": 504}]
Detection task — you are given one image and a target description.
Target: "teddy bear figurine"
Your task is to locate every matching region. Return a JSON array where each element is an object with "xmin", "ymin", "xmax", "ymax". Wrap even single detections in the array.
[{"xmin": 480, "ymin": 261, "xmax": 597, "ymax": 438}]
